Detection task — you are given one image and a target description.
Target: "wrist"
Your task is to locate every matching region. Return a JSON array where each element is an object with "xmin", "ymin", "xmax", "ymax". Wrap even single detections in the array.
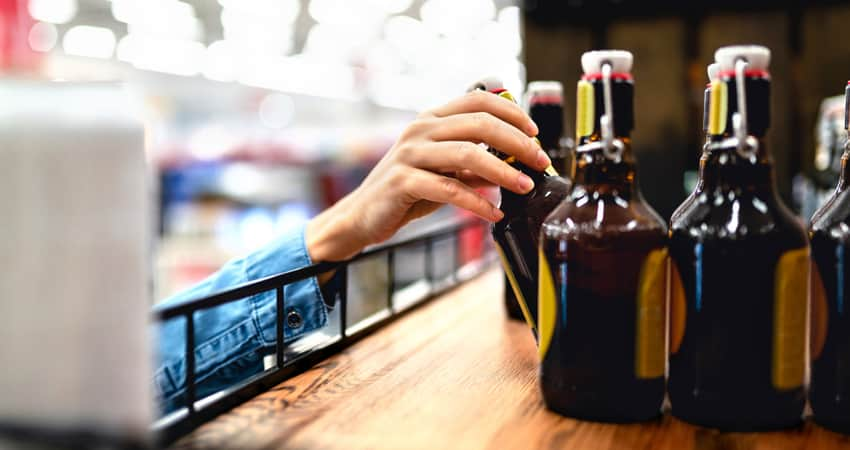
[{"xmin": 305, "ymin": 199, "xmax": 362, "ymax": 263}]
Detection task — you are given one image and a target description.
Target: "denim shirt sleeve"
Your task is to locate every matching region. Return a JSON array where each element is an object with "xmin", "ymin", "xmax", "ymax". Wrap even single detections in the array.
[{"xmin": 153, "ymin": 223, "xmax": 328, "ymax": 414}]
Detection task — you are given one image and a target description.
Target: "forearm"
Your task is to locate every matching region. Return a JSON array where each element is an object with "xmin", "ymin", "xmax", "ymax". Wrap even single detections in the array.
[{"xmin": 305, "ymin": 195, "xmax": 366, "ymax": 284}]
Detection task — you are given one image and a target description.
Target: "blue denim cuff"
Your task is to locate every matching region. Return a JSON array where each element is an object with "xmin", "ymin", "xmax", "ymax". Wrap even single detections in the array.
[
  {"xmin": 245, "ymin": 224, "xmax": 328, "ymax": 346},
  {"xmin": 154, "ymin": 223, "xmax": 328, "ymax": 414}
]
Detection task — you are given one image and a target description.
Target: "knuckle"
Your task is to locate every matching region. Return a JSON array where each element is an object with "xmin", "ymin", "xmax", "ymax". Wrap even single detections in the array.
[
  {"xmin": 440, "ymin": 177, "xmax": 461, "ymax": 198},
  {"xmin": 389, "ymin": 166, "xmax": 409, "ymax": 186},
  {"xmin": 456, "ymin": 143, "xmax": 478, "ymax": 166},
  {"xmin": 472, "ymin": 112, "xmax": 492, "ymax": 133},
  {"xmin": 466, "ymin": 89, "xmax": 488, "ymax": 107},
  {"xmin": 395, "ymin": 144, "xmax": 417, "ymax": 165},
  {"xmin": 405, "ymin": 118, "xmax": 430, "ymax": 137},
  {"xmin": 476, "ymin": 195, "xmax": 490, "ymax": 212},
  {"xmin": 501, "ymin": 163, "xmax": 517, "ymax": 184}
]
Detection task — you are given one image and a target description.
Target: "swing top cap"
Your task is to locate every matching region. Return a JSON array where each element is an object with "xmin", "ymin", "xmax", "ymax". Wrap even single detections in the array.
[
  {"xmin": 715, "ymin": 45, "xmax": 770, "ymax": 72},
  {"xmin": 581, "ymin": 50, "xmax": 633, "ymax": 75}
]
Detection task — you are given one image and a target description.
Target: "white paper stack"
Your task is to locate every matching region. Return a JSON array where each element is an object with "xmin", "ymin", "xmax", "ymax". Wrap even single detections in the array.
[{"xmin": 0, "ymin": 80, "xmax": 152, "ymax": 442}]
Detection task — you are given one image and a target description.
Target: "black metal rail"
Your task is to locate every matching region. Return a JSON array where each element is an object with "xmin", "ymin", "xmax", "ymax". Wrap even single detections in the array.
[{"xmin": 152, "ymin": 217, "xmax": 493, "ymax": 446}]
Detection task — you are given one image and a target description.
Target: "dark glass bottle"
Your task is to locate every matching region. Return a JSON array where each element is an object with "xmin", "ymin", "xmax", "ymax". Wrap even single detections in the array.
[
  {"xmin": 484, "ymin": 88, "xmax": 571, "ymax": 332},
  {"xmin": 500, "ymin": 81, "xmax": 572, "ymax": 323},
  {"xmin": 538, "ymin": 50, "xmax": 667, "ymax": 422},
  {"xmin": 809, "ymin": 82, "xmax": 850, "ymax": 435},
  {"xmin": 672, "ymin": 63, "xmax": 719, "ymax": 224},
  {"xmin": 668, "ymin": 45, "xmax": 807, "ymax": 431},
  {"xmin": 527, "ymin": 81, "xmax": 570, "ymax": 177}
]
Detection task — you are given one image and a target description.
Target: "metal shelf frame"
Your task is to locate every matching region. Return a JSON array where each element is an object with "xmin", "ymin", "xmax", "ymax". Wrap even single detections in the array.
[{"xmin": 152, "ymin": 218, "xmax": 493, "ymax": 446}]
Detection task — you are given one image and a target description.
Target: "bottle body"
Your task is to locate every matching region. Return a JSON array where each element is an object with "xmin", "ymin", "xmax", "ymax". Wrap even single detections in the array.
[
  {"xmin": 493, "ymin": 170, "xmax": 570, "ymax": 326},
  {"xmin": 668, "ymin": 142, "xmax": 808, "ymax": 430},
  {"xmin": 809, "ymin": 170, "xmax": 850, "ymax": 434},
  {"xmin": 502, "ymin": 273, "xmax": 524, "ymax": 320},
  {"xmin": 538, "ymin": 146, "xmax": 667, "ymax": 422}
]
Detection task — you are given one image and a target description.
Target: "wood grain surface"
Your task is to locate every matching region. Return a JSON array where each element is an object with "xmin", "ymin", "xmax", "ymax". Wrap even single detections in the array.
[{"xmin": 174, "ymin": 268, "xmax": 850, "ymax": 450}]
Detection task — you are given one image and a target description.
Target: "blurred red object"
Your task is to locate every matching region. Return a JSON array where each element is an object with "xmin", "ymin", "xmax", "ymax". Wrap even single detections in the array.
[
  {"xmin": 457, "ymin": 187, "xmax": 497, "ymax": 264},
  {"xmin": 0, "ymin": 0, "xmax": 40, "ymax": 72}
]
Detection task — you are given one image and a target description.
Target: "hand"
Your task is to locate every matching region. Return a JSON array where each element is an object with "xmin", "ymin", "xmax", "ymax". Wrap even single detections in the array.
[{"xmin": 306, "ymin": 89, "xmax": 551, "ymax": 263}]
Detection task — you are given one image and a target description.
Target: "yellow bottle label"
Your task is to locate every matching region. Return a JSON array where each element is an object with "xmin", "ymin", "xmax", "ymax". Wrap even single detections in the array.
[
  {"xmin": 772, "ymin": 247, "xmax": 809, "ymax": 390},
  {"xmin": 708, "ymin": 80, "xmax": 727, "ymax": 136},
  {"xmin": 494, "ymin": 242, "xmax": 536, "ymax": 331},
  {"xmin": 534, "ymin": 137, "xmax": 560, "ymax": 177},
  {"xmin": 538, "ymin": 247, "xmax": 557, "ymax": 361},
  {"xmin": 810, "ymin": 258, "xmax": 828, "ymax": 362},
  {"xmin": 498, "ymin": 90, "xmax": 516, "ymax": 103},
  {"xmin": 575, "ymin": 80, "xmax": 594, "ymax": 140},
  {"xmin": 669, "ymin": 256, "xmax": 687, "ymax": 355},
  {"xmin": 635, "ymin": 248, "xmax": 668, "ymax": 379}
]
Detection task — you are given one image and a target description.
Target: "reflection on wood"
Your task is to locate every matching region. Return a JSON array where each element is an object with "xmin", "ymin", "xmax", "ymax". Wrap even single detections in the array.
[{"xmin": 174, "ymin": 268, "xmax": 850, "ymax": 450}]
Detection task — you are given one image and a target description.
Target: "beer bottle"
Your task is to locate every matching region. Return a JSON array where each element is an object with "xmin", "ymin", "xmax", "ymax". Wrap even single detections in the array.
[
  {"xmin": 668, "ymin": 45, "xmax": 808, "ymax": 430},
  {"xmin": 537, "ymin": 50, "xmax": 667, "ymax": 421},
  {"xmin": 477, "ymin": 79, "xmax": 570, "ymax": 331},
  {"xmin": 809, "ymin": 81, "xmax": 850, "ymax": 434},
  {"xmin": 527, "ymin": 81, "xmax": 571, "ymax": 177},
  {"xmin": 672, "ymin": 62, "xmax": 720, "ymax": 224}
]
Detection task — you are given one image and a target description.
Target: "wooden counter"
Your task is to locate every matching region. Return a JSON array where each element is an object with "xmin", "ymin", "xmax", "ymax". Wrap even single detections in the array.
[{"xmin": 174, "ymin": 268, "xmax": 850, "ymax": 450}]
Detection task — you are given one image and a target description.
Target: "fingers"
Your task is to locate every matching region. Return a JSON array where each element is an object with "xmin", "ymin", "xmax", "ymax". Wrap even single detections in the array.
[
  {"xmin": 426, "ymin": 90, "xmax": 538, "ymax": 137},
  {"xmin": 405, "ymin": 168, "xmax": 503, "ymax": 222},
  {"xmin": 453, "ymin": 170, "xmax": 494, "ymax": 188},
  {"xmin": 427, "ymin": 113, "xmax": 550, "ymax": 171},
  {"xmin": 408, "ymin": 141, "xmax": 534, "ymax": 194}
]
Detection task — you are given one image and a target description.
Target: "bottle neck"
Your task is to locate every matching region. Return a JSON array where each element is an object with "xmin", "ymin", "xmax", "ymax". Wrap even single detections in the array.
[
  {"xmin": 698, "ymin": 136, "xmax": 775, "ymax": 192},
  {"xmin": 529, "ymin": 101, "xmax": 563, "ymax": 150},
  {"xmin": 698, "ymin": 73, "xmax": 774, "ymax": 192},
  {"xmin": 584, "ymin": 76, "xmax": 634, "ymax": 137},
  {"xmin": 572, "ymin": 75, "xmax": 636, "ymax": 194},
  {"xmin": 719, "ymin": 74, "xmax": 771, "ymax": 136},
  {"xmin": 573, "ymin": 135, "xmax": 637, "ymax": 195}
]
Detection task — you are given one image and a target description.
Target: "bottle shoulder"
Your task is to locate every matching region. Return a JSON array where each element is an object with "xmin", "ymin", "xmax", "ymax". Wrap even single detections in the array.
[
  {"xmin": 496, "ymin": 175, "xmax": 571, "ymax": 231},
  {"xmin": 499, "ymin": 175, "xmax": 570, "ymax": 211},
  {"xmin": 810, "ymin": 186, "xmax": 850, "ymax": 241},
  {"xmin": 670, "ymin": 188, "xmax": 806, "ymax": 244},
  {"xmin": 542, "ymin": 186, "xmax": 666, "ymax": 239}
]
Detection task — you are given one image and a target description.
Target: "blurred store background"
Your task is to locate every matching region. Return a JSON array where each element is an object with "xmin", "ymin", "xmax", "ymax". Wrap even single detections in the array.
[
  {"xmin": 0, "ymin": 0, "xmax": 522, "ymax": 299},
  {"xmin": 3, "ymin": 0, "xmax": 850, "ymax": 298}
]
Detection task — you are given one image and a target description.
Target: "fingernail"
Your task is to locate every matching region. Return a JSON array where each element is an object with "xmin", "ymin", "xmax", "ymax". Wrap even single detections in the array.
[
  {"xmin": 492, "ymin": 207, "xmax": 504, "ymax": 221},
  {"xmin": 527, "ymin": 120, "xmax": 539, "ymax": 136},
  {"xmin": 536, "ymin": 149, "xmax": 551, "ymax": 169},
  {"xmin": 518, "ymin": 173, "xmax": 534, "ymax": 192}
]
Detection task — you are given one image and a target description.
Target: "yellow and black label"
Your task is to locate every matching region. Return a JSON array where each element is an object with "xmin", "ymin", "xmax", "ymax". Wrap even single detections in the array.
[
  {"xmin": 495, "ymin": 242, "xmax": 536, "ymax": 332},
  {"xmin": 635, "ymin": 248, "xmax": 668, "ymax": 379},
  {"xmin": 575, "ymin": 80, "xmax": 594, "ymax": 140},
  {"xmin": 810, "ymin": 258, "xmax": 828, "ymax": 362},
  {"xmin": 538, "ymin": 248, "xmax": 557, "ymax": 361},
  {"xmin": 669, "ymin": 256, "xmax": 687, "ymax": 355},
  {"xmin": 772, "ymin": 247, "xmax": 809, "ymax": 390},
  {"xmin": 708, "ymin": 80, "xmax": 727, "ymax": 136}
]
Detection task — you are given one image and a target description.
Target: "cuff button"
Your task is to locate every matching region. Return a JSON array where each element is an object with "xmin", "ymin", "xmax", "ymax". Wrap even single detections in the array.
[{"xmin": 287, "ymin": 310, "xmax": 303, "ymax": 329}]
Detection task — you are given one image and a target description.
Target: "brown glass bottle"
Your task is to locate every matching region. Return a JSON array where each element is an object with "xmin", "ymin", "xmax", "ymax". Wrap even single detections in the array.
[
  {"xmin": 671, "ymin": 63, "xmax": 719, "ymax": 225},
  {"xmin": 538, "ymin": 51, "xmax": 667, "ymax": 422},
  {"xmin": 809, "ymin": 82, "xmax": 850, "ymax": 435},
  {"xmin": 490, "ymin": 86, "xmax": 571, "ymax": 329},
  {"xmin": 527, "ymin": 81, "xmax": 571, "ymax": 176},
  {"xmin": 498, "ymin": 82, "xmax": 572, "ymax": 323},
  {"xmin": 668, "ymin": 46, "xmax": 807, "ymax": 431}
]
